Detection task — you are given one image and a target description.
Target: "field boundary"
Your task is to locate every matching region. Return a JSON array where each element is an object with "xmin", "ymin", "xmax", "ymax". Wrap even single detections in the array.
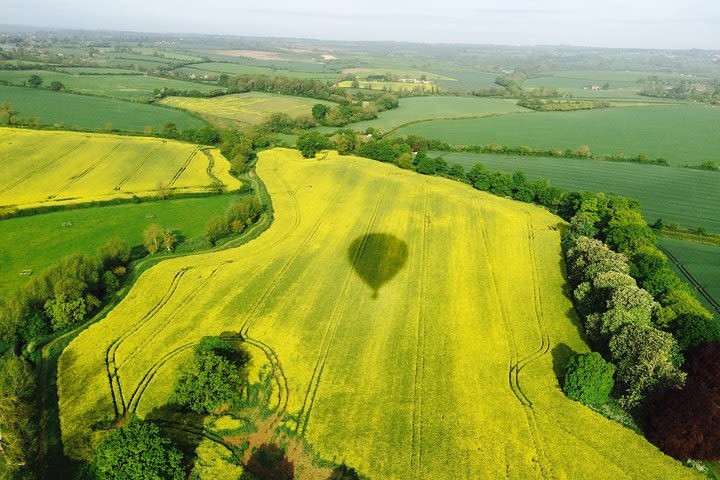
[{"xmin": 660, "ymin": 246, "xmax": 720, "ymax": 315}]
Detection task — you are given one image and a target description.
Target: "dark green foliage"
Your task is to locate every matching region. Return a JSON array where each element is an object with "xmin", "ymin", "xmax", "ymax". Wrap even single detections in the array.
[
  {"xmin": 356, "ymin": 139, "xmax": 409, "ymax": 163},
  {"xmin": 171, "ymin": 336, "xmax": 250, "ymax": 414},
  {"xmin": 0, "ymin": 354, "xmax": 36, "ymax": 476},
  {"xmin": 204, "ymin": 195, "xmax": 263, "ymax": 246},
  {"xmin": 93, "ymin": 416, "xmax": 183, "ymax": 480},
  {"xmin": 563, "ymin": 352, "xmax": 615, "ymax": 405},
  {"xmin": 297, "ymin": 131, "xmax": 330, "ymax": 158},
  {"xmin": 27, "ymin": 74, "xmax": 42, "ymax": 87},
  {"xmin": 98, "ymin": 238, "xmax": 131, "ymax": 269},
  {"xmin": 311, "ymin": 103, "xmax": 329, "ymax": 121},
  {"xmin": 416, "ymin": 156, "xmax": 437, "ymax": 175},
  {"xmin": 447, "ymin": 164, "xmax": 466, "ymax": 179},
  {"xmin": 103, "ymin": 271, "xmax": 120, "ymax": 292},
  {"xmin": 673, "ymin": 315, "xmax": 720, "ymax": 351}
]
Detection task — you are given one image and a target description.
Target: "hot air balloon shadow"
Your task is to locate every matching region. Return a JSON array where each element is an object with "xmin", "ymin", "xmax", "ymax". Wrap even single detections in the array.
[{"xmin": 347, "ymin": 233, "xmax": 409, "ymax": 299}]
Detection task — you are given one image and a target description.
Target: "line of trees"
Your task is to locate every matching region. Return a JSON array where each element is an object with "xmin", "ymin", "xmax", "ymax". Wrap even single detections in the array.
[
  {"xmin": 517, "ymin": 97, "xmax": 610, "ymax": 112},
  {"xmin": 204, "ymin": 195, "xmax": 263, "ymax": 246}
]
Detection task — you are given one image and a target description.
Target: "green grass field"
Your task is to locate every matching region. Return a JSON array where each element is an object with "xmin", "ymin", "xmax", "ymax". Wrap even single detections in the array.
[
  {"xmin": 337, "ymin": 79, "xmax": 438, "ymax": 93},
  {"xmin": 349, "ymin": 96, "xmax": 527, "ymax": 132},
  {"xmin": 396, "ymin": 105, "xmax": 720, "ymax": 165},
  {"xmin": 0, "ymin": 195, "xmax": 238, "ymax": 293},
  {"xmin": 341, "ymin": 68, "xmax": 455, "ymax": 81},
  {"xmin": 174, "ymin": 62, "xmax": 341, "ymax": 81},
  {"xmin": 0, "ymin": 85, "xmax": 206, "ymax": 131},
  {"xmin": 660, "ymin": 238, "xmax": 720, "ymax": 315},
  {"xmin": 436, "ymin": 152, "xmax": 720, "ymax": 233},
  {"xmin": 0, "ymin": 70, "xmax": 219, "ymax": 101},
  {"xmin": 159, "ymin": 92, "xmax": 334, "ymax": 126},
  {"xmin": 57, "ymin": 148, "xmax": 699, "ymax": 479},
  {"xmin": 0, "ymin": 128, "xmax": 240, "ymax": 210}
]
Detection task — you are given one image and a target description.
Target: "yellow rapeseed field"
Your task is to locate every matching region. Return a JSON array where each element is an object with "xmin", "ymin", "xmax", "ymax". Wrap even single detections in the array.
[
  {"xmin": 57, "ymin": 148, "xmax": 701, "ymax": 479},
  {"xmin": 0, "ymin": 127, "xmax": 240, "ymax": 211},
  {"xmin": 159, "ymin": 92, "xmax": 334, "ymax": 127}
]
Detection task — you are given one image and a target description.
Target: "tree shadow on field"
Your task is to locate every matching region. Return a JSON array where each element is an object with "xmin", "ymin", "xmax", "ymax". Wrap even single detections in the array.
[
  {"xmin": 552, "ymin": 343, "xmax": 577, "ymax": 387},
  {"xmin": 145, "ymin": 403, "xmax": 206, "ymax": 472},
  {"xmin": 347, "ymin": 233, "xmax": 408, "ymax": 299},
  {"xmin": 245, "ymin": 443, "xmax": 294, "ymax": 480}
]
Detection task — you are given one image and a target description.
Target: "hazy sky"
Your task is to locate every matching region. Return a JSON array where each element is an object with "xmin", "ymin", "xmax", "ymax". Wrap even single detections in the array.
[{"xmin": 3, "ymin": 0, "xmax": 719, "ymax": 49}]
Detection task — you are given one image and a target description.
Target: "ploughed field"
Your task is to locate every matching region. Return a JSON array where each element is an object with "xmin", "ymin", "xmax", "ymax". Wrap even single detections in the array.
[
  {"xmin": 58, "ymin": 149, "xmax": 698, "ymax": 479},
  {"xmin": 0, "ymin": 128, "xmax": 240, "ymax": 211}
]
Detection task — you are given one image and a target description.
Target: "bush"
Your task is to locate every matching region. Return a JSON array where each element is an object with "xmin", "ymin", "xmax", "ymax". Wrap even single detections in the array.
[
  {"xmin": 98, "ymin": 238, "xmax": 130, "ymax": 269},
  {"xmin": 93, "ymin": 416, "xmax": 184, "ymax": 480},
  {"xmin": 563, "ymin": 352, "xmax": 615, "ymax": 405},
  {"xmin": 103, "ymin": 271, "xmax": 120, "ymax": 292}
]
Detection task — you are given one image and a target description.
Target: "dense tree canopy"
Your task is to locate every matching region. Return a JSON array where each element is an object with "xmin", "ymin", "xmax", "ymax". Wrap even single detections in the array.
[
  {"xmin": 563, "ymin": 352, "xmax": 615, "ymax": 405},
  {"xmin": 171, "ymin": 336, "xmax": 251, "ymax": 414},
  {"xmin": 93, "ymin": 416, "xmax": 183, "ymax": 480}
]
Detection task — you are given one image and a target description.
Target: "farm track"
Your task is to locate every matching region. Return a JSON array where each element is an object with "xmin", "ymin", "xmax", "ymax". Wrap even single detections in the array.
[
  {"xmin": 295, "ymin": 176, "xmax": 390, "ymax": 438},
  {"xmin": 167, "ymin": 147, "xmax": 200, "ymax": 188},
  {"xmin": 113, "ymin": 144, "xmax": 162, "ymax": 191},
  {"xmin": 515, "ymin": 215, "xmax": 551, "ymax": 380},
  {"xmin": 0, "ymin": 139, "xmax": 88, "ymax": 195},
  {"xmin": 48, "ymin": 143, "xmax": 122, "ymax": 200},
  {"xmin": 200, "ymin": 147, "xmax": 223, "ymax": 187},
  {"xmin": 105, "ymin": 268, "xmax": 191, "ymax": 416},
  {"xmin": 660, "ymin": 246, "xmax": 720, "ymax": 315},
  {"xmin": 410, "ymin": 181, "xmax": 430, "ymax": 477},
  {"xmin": 239, "ymin": 162, "xmax": 353, "ymax": 335},
  {"xmin": 117, "ymin": 261, "xmax": 232, "ymax": 370},
  {"xmin": 475, "ymin": 199, "xmax": 553, "ymax": 479}
]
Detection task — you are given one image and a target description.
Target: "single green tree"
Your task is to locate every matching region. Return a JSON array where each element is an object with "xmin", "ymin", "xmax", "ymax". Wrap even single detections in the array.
[
  {"xmin": 27, "ymin": 74, "xmax": 43, "ymax": 88},
  {"xmin": 311, "ymin": 103, "xmax": 330, "ymax": 122},
  {"xmin": 93, "ymin": 416, "xmax": 183, "ymax": 480},
  {"xmin": 563, "ymin": 352, "xmax": 615, "ymax": 405},
  {"xmin": 171, "ymin": 336, "xmax": 250, "ymax": 414},
  {"xmin": 50, "ymin": 81, "xmax": 64, "ymax": 91}
]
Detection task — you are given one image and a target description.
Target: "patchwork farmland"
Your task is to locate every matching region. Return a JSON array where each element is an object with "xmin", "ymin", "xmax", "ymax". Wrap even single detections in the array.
[
  {"xmin": 159, "ymin": 92, "xmax": 334, "ymax": 127},
  {"xmin": 57, "ymin": 149, "xmax": 697, "ymax": 479},
  {"xmin": 0, "ymin": 128, "xmax": 240, "ymax": 211}
]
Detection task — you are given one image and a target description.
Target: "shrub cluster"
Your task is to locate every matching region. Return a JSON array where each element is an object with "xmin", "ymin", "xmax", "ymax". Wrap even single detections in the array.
[
  {"xmin": 204, "ymin": 195, "xmax": 262, "ymax": 246},
  {"xmin": 0, "ymin": 238, "xmax": 132, "ymax": 351}
]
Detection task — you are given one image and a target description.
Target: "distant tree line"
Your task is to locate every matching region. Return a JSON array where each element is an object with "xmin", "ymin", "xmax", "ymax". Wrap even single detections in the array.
[
  {"xmin": 640, "ymin": 79, "xmax": 720, "ymax": 105},
  {"xmin": 517, "ymin": 97, "xmax": 610, "ymax": 112},
  {"xmin": 297, "ymin": 129, "xmax": 720, "ymax": 458}
]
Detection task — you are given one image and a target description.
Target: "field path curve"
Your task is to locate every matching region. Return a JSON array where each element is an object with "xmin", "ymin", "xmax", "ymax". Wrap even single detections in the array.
[{"xmin": 57, "ymin": 148, "xmax": 702, "ymax": 479}]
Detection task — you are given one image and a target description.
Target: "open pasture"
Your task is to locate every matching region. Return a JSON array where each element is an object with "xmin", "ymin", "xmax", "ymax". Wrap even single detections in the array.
[
  {"xmin": 337, "ymin": 79, "xmax": 438, "ymax": 93},
  {"xmin": 0, "ymin": 70, "xmax": 219, "ymax": 101},
  {"xmin": 159, "ymin": 92, "xmax": 334, "ymax": 126},
  {"xmin": 58, "ymin": 148, "xmax": 698, "ymax": 479},
  {"xmin": 660, "ymin": 238, "xmax": 720, "ymax": 315},
  {"xmin": 396, "ymin": 104, "xmax": 720, "ymax": 166},
  {"xmin": 174, "ymin": 62, "xmax": 341, "ymax": 82},
  {"xmin": 0, "ymin": 128, "xmax": 240, "ymax": 211},
  {"xmin": 437, "ymin": 152, "xmax": 720, "ymax": 233},
  {"xmin": 0, "ymin": 85, "xmax": 206, "ymax": 131},
  {"xmin": 0, "ymin": 195, "xmax": 238, "ymax": 293},
  {"xmin": 350, "ymin": 96, "xmax": 527, "ymax": 132}
]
